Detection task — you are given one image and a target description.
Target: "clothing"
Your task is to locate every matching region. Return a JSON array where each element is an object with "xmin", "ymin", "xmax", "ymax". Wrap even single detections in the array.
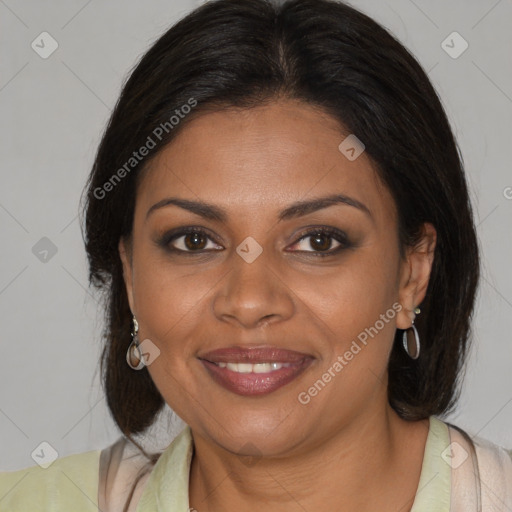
[{"xmin": 1, "ymin": 416, "xmax": 511, "ymax": 511}]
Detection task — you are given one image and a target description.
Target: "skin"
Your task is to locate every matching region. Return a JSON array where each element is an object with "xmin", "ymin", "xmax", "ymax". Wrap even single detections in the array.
[{"xmin": 119, "ymin": 98, "xmax": 437, "ymax": 512}]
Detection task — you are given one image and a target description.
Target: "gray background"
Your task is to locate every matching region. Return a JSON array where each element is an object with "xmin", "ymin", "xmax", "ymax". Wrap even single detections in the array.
[{"xmin": 1, "ymin": 0, "xmax": 511, "ymax": 470}]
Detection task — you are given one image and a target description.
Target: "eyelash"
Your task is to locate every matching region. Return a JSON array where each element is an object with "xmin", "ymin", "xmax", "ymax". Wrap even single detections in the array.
[{"xmin": 157, "ymin": 226, "xmax": 352, "ymax": 258}]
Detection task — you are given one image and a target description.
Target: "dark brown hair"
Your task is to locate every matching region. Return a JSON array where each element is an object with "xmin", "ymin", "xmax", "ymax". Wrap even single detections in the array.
[{"xmin": 82, "ymin": 0, "xmax": 480, "ymax": 506}]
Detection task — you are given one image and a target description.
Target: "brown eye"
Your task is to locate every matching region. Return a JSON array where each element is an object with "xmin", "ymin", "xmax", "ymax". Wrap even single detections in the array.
[
  {"xmin": 288, "ymin": 227, "xmax": 352, "ymax": 257},
  {"xmin": 183, "ymin": 232, "xmax": 208, "ymax": 250},
  {"xmin": 308, "ymin": 232, "xmax": 335, "ymax": 252},
  {"xmin": 159, "ymin": 227, "xmax": 223, "ymax": 254}
]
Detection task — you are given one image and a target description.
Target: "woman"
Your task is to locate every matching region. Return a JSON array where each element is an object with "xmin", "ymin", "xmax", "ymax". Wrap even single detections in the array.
[{"xmin": 1, "ymin": 0, "xmax": 510, "ymax": 510}]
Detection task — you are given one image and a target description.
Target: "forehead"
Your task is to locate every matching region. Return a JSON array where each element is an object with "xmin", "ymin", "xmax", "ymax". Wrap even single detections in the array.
[{"xmin": 136, "ymin": 99, "xmax": 395, "ymax": 225}]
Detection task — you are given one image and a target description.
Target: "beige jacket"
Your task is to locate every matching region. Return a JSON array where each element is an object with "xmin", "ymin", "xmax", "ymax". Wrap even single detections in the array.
[
  {"xmin": 97, "ymin": 417, "xmax": 512, "ymax": 511},
  {"xmin": 1, "ymin": 416, "xmax": 511, "ymax": 510}
]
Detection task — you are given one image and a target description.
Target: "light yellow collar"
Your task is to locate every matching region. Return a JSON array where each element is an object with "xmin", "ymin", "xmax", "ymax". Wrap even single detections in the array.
[{"xmin": 136, "ymin": 416, "xmax": 450, "ymax": 511}]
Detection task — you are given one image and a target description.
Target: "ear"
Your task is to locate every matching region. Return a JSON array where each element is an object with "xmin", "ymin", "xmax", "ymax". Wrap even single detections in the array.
[
  {"xmin": 396, "ymin": 222, "xmax": 437, "ymax": 329},
  {"xmin": 118, "ymin": 236, "xmax": 135, "ymax": 313}
]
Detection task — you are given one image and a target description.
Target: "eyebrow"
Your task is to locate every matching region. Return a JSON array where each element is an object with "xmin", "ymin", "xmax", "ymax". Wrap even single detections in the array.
[{"xmin": 145, "ymin": 194, "xmax": 373, "ymax": 223}]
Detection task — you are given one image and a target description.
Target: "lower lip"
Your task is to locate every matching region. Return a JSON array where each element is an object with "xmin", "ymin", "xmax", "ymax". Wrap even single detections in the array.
[{"xmin": 199, "ymin": 359, "xmax": 313, "ymax": 396}]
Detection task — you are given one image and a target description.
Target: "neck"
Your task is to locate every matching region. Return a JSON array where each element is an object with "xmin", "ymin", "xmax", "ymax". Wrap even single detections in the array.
[{"xmin": 188, "ymin": 404, "xmax": 429, "ymax": 512}]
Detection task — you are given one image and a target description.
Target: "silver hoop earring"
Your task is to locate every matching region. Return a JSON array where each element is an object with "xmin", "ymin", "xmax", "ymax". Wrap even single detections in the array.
[
  {"xmin": 402, "ymin": 307, "xmax": 421, "ymax": 360},
  {"xmin": 126, "ymin": 315, "xmax": 145, "ymax": 370}
]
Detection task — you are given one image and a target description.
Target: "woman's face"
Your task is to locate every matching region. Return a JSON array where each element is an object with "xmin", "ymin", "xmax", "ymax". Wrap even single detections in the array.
[{"xmin": 119, "ymin": 99, "xmax": 435, "ymax": 457}]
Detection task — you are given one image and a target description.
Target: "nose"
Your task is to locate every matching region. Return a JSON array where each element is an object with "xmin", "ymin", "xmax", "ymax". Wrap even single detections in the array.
[{"xmin": 212, "ymin": 247, "xmax": 295, "ymax": 329}]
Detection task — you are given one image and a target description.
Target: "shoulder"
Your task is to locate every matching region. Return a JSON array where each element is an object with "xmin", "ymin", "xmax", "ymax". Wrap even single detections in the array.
[
  {"xmin": 99, "ymin": 436, "xmax": 156, "ymax": 512},
  {"xmin": 471, "ymin": 432, "xmax": 512, "ymax": 483},
  {"xmin": 442, "ymin": 418, "xmax": 512, "ymax": 509},
  {"xmin": 447, "ymin": 420, "xmax": 512, "ymax": 472},
  {"xmin": 0, "ymin": 447, "xmax": 101, "ymax": 511}
]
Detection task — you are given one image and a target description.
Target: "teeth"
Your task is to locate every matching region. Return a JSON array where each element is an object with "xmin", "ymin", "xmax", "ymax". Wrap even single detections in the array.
[{"xmin": 216, "ymin": 362, "xmax": 292, "ymax": 373}]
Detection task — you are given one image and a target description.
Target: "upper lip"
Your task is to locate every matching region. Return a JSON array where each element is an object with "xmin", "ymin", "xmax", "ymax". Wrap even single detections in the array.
[{"xmin": 198, "ymin": 346, "xmax": 313, "ymax": 363}]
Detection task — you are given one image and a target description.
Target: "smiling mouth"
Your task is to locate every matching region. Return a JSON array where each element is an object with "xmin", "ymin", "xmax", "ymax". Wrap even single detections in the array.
[
  {"xmin": 212, "ymin": 361, "xmax": 295, "ymax": 373},
  {"xmin": 198, "ymin": 346, "xmax": 314, "ymax": 396}
]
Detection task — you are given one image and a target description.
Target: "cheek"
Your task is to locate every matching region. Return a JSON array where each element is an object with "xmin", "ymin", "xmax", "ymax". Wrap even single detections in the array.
[
  {"xmin": 303, "ymin": 250, "xmax": 398, "ymax": 331},
  {"xmin": 297, "ymin": 271, "xmax": 399, "ymax": 417},
  {"xmin": 130, "ymin": 257, "xmax": 209, "ymax": 414},
  {"xmin": 297, "ymin": 250, "xmax": 400, "ymax": 386},
  {"xmin": 130, "ymin": 250, "xmax": 213, "ymax": 355}
]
